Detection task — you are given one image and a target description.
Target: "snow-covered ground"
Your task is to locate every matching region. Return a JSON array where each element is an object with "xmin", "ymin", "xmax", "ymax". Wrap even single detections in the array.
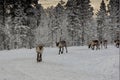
[{"xmin": 0, "ymin": 45, "xmax": 119, "ymax": 80}]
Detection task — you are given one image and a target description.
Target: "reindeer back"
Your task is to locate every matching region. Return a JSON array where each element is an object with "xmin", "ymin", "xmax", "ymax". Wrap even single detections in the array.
[{"xmin": 56, "ymin": 41, "xmax": 66, "ymax": 48}]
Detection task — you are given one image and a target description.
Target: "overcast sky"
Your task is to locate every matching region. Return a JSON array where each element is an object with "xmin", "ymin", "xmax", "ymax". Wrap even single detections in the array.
[{"xmin": 39, "ymin": 0, "xmax": 109, "ymax": 13}]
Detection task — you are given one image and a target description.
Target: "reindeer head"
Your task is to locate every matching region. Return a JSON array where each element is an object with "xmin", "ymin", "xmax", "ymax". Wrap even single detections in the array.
[
  {"xmin": 36, "ymin": 44, "xmax": 44, "ymax": 50},
  {"xmin": 56, "ymin": 42, "xmax": 59, "ymax": 47}
]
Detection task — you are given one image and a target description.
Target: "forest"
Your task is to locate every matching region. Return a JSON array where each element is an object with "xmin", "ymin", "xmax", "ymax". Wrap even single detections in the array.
[{"xmin": 0, "ymin": 0, "xmax": 119, "ymax": 50}]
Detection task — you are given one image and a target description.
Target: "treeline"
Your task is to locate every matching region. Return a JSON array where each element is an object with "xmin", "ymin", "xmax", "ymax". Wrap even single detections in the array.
[
  {"xmin": 0, "ymin": 0, "xmax": 119, "ymax": 50},
  {"xmin": 0, "ymin": 0, "xmax": 43, "ymax": 50}
]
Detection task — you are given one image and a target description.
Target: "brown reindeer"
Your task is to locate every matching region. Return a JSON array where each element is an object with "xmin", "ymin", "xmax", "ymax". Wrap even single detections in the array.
[
  {"xmin": 56, "ymin": 40, "xmax": 68, "ymax": 55},
  {"xmin": 36, "ymin": 44, "xmax": 44, "ymax": 62},
  {"xmin": 114, "ymin": 40, "xmax": 119, "ymax": 48},
  {"xmin": 88, "ymin": 40, "xmax": 100, "ymax": 50}
]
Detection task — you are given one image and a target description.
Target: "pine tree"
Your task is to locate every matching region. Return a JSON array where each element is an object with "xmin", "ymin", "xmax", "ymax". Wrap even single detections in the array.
[
  {"xmin": 54, "ymin": 0, "xmax": 65, "ymax": 41},
  {"xmin": 0, "ymin": 0, "xmax": 11, "ymax": 50},
  {"xmin": 66, "ymin": 0, "xmax": 93, "ymax": 46},
  {"xmin": 34, "ymin": 4, "xmax": 48, "ymax": 46},
  {"xmin": 9, "ymin": 1, "xmax": 27, "ymax": 49},
  {"xmin": 66, "ymin": 0, "xmax": 79, "ymax": 45},
  {"xmin": 108, "ymin": 0, "xmax": 120, "ymax": 41},
  {"xmin": 45, "ymin": 1, "xmax": 66, "ymax": 46},
  {"xmin": 96, "ymin": 0, "xmax": 107, "ymax": 42},
  {"xmin": 0, "ymin": 1, "xmax": 4, "ymax": 50},
  {"xmin": 77, "ymin": 0, "xmax": 94, "ymax": 45},
  {"xmin": 0, "ymin": 0, "xmax": 43, "ymax": 50},
  {"xmin": 46, "ymin": 6, "xmax": 57, "ymax": 46},
  {"xmin": 25, "ymin": 0, "xmax": 42, "ymax": 48}
]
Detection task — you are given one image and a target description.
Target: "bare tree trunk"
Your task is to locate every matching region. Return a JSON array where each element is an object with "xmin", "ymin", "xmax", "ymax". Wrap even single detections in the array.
[
  {"xmin": 81, "ymin": 22, "xmax": 84, "ymax": 46},
  {"xmin": 72, "ymin": 31, "xmax": 74, "ymax": 46},
  {"xmin": 3, "ymin": 0, "xmax": 6, "ymax": 50},
  {"xmin": 51, "ymin": 31, "xmax": 54, "ymax": 47}
]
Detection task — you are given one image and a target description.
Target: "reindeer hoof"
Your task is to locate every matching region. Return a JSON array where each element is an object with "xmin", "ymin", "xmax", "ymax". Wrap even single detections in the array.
[
  {"xmin": 37, "ymin": 60, "xmax": 42, "ymax": 62},
  {"xmin": 37, "ymin": 58, "xmax": 42, "ymax": 62}
]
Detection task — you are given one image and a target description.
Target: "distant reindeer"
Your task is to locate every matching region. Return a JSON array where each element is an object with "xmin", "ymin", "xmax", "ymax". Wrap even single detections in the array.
[
  {"xmin": 88, "ymin": 40, "xmax": 100, "ymax": 50},
  {"xmin": 56, "ymin": 40, "xmax": 68, "ymax": 55},
  {"xmin": 114, "ymin": 40, "xmax": 119, "ymax": 48},
  {"xmin": 100, "ymin": 40, "xmax": 108, "ymax": 49},
  {"xmin": 36, "ymin": 44, "xmax": 44, "ymax": 62}
]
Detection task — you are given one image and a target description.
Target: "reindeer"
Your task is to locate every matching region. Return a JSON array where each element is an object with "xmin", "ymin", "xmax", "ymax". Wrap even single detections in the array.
[
  {"xmin": 88, "ymin": 40, "xmax": 100, "ymax": 50},
  {"xmin": 56, "ymin": 40, "xmax": 68, "ymax": 55},
  {"xmin": 36, "ymin": 44, "xmax": 44, "ymax": 62},
  {"xmin": 100, "ymin": 40, "xmax": 108, "ymax": 49},
  {"xmin": 114, "ymin": 40, "xmax": 119, "ymax": 48}
]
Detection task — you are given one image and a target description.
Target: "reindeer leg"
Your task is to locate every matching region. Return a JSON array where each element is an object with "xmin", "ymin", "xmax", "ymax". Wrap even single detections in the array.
[
  {"xmin": 96, "ymin": 45, "xmax": 97, "ymax": 50},
  {"xmin": 92, "ymin": 46, "xmax": 94, "ymax": 50},
  {"xmin": 96, "ymin": 45, "xmax": 99, "ymax": 50},
  {"xmin": 99, "ymin": 45, "xmax": 100, "ymax": 49},
  {"xmin": 37, "ymin": 53, "xmax": 41, "ymax": 62},
  {"xmin": 117, "ymin": 43, "xmax": 119, "ymax": 48},
  {"xmin": 101, "ymin": 43, "xmax": 104, "ymax": 49},
  {"xmin": 105, "ymin": 44, "xmax": 107, "ymax": 49},
  {"xmin": 40, "ymin": 53, "xmax": 42, "ymax": 62},
  {"xmin": 88, "ymin": 44, "xmax": 91, "ymax": 48},
  {"xmin": 37, "ymin": 53, "xmax": 42, "ymax": 62},
  {"xmin": 103, "ymin": 44, "xmax": 104, "ymax": 48},
  {"xmin": 116, "ymin": 44, "xmax": 118, "ymax": 48},
  {"xmin": 37, "ymin": 53, "xmax": 39, "ymax": 62},
  {"xmin": 59, "ymin": 47, "xmax": 61, "ymax": 55},
  {"xmin": 63, "ymin": 47, "xmax": 64, "ymax": 52},
  {"xmin": 61, "ymin": 47, "xmax": 63, "ymax": 54},
  {"xmin": 98, "ymin": 44, "xmax": 100, "ymax": 50},
  {"xmin": 65, "ymin": 46, "xmax": 68, "ymax": 53},
  {"xmin": 38, "ymin": 53, "xmax": 41, "ymax": 62},
  {"xmin": 60, "ymin": 47, "xmax": 62, "ymax": 54}
]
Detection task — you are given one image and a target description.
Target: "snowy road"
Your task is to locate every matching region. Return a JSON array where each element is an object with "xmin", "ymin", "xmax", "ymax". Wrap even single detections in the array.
[{"xmin": 0, "ymin": 46, "xmax": 119, "ymax": 80}]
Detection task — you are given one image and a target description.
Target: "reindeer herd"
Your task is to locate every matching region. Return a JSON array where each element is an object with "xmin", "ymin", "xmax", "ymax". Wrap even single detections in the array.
[
  {"xmin": 36, "ymin": 39, "xmax": 119, "ymax": 62},
  {"xmin": 88, "ymin": 40, "xmax": 108, "ymax": 50}
]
